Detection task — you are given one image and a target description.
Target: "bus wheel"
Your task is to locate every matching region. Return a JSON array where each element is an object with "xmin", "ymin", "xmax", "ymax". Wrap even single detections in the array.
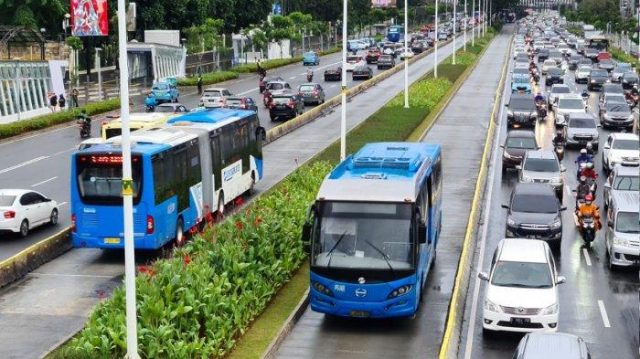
[
  {"xmin": 216, "ymin": 194, "xmax": 225, "ymax": 220},
  {"xmin": 175, "ymin": 218, "xmax": 185, "ymax": 246},
  {"xmin": 247, "ymin": 172, "xmax": 256, "ymax": 195}
]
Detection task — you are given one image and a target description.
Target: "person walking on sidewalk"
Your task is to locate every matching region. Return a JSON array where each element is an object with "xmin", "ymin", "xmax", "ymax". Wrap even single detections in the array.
[
  {"xmin": 49, "ymin": 93, "xmax": 58, "ymax": 112},
  {"xmin": 197, "ymin": 76, "xmax": 203, "ymax": 95},
  {"xmin": 71, "ymin": 88, "xmax": 79, "ymax": 108},
  {"xmin": 58, "ymin": 94, "xmax": 66, "ymax": 110}
]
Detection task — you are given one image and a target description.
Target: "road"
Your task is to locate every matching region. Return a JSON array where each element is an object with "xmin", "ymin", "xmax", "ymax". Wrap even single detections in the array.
[
  {"xmin": 458, "ymin": 36, "xmax": 640, "ymax": 357},
  {"xmin": 0, "ymin": 29, "xmax": 479, "ymax": 359},
  {"xmin": 0, "ymin": 49, "xmax": 391, "ymax": 261},
  {"xmin": 274, "ymin": 27, "xmax": 512, "ymax": 359}
]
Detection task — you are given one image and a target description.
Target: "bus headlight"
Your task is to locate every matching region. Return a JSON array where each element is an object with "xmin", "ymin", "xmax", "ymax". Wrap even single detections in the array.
[
  {"xmin": 388, "ymin": 285, "xmax": 413, "ymax": 299},
  {"xmin": 312, "ymin": 281, "xmax": 334, "ymax": 297}
]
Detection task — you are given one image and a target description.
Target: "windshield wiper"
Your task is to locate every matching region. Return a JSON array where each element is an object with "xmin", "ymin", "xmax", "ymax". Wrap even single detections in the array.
[
  {"xmin": 326, "ymin": 231, "xmax": 348, "ymax": 268},
  {"xmin": 364, "ymin": 240, "xmax": 396, "ymax": 279}
]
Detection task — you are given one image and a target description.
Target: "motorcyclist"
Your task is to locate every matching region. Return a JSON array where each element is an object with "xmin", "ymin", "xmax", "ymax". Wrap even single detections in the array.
[
  {"xmin": 575, "ymin": 194, "xmax": 601, "ymax": 230},
  {"xmin": 76, "ymin": 109, "xmax": 91, "ymax": 136},
  {"xmin": 585, "ymin": 142, "xmax": 595, "ymax": 156},
  {"xmin": 575, "ymin": 176, "xmax": 591, "ymax": 207},
  {"xmin": 552, "ymin": 129, "xmax": 565, "ymax": 146},
  {"xmin": 575, "ymin": 148, "xmax": 593, "ymax": 165},
  {"xmin": 144, "ymin": 93, "xmax": 157, "ymax": 111},
  {"xmin": 259, "ymin": 75, "xmax": 266, "ymax": 94},
  {"xmin": 579, "ymin": 162, "xmax": 598, "ymax": 185},
  {"xmin": 534, "ymin": 92, "xmax": 545, "ymax": 104},
  {"xmin": 306, "ymin": 68, "xmax": 314, "ymax": 82}
]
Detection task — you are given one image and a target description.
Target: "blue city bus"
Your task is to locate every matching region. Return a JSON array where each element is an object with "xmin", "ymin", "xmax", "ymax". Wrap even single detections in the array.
[
  {"xmin": 70, "ymin": 109, "xmax": 265, "ymax": 249},
  {"xmin": 387, "ymin": 25, "xmax": 404, "ymax": 43},
  {"xmin": 301, "ymin": 142, "xmax": 443, "ymax": 318}
]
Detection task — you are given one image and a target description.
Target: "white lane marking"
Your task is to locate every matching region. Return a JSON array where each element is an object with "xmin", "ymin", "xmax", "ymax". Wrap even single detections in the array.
[
  {"xmin": 58, "ymin": 201, "xmax": 68, "ymax": 207},
  {"xmin": 237, "ymin": 88, "xmax": 258, "ymax": 96},
  {"xmin": 31, "ymin": 176, "xmax": 57, "ymax": 187},
  {"xmin": 463, "ymin": 40, "xmax": 511, "ymax": 359},
  {"xmin": 288, "ymin": 76, "xmax": 296, "ymax": 80},
  {"xmin": 30, "ymin": 272, "xmax": 115, "ymax": 279},
  {"xmin": 565, "ymin": 184, "xmax": 573, "ymax": 197},
  {"xmin": 298, "ymin": 61, "xmax": 342, "ymax": 75},
  {"xmin": 0, "ymin": 155, "xmax": 50, "ymax": 175},
  {"xmin": 582, "ymin": 248, "xmax": 592, "ymax": 266},
  {"xmin": 597, "ymin": 300, "xmax": 611, "ymax": 328}
]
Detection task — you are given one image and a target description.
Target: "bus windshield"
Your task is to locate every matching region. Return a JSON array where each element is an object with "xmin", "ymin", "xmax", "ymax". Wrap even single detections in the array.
[
  {"xmin": 312, "ymin": 202, "xmax": 413, "ymax": 271},
  {"xmin": 75, "ymin": 154, "xmax": 142, "ymax": 205}
]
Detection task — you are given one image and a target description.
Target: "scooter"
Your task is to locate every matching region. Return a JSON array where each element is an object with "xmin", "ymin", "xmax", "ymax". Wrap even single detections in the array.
[
  {"xmin": 535, "ymin": 102, "xmax": 547, "ymax": 120},
  {"xmin": 554, "ymin": 143, "xmax": 565, "ymax": 161},
  {"xmin": 306, "ymin": 71, "xmax": 314, "ymax": 83},
  {"xmin": 77, "ymin": 119, "xmax": 91, "ymax": 138},
  {"xmin": 577, "ymin": 215, "xmax": 596, "ymax": 245}
]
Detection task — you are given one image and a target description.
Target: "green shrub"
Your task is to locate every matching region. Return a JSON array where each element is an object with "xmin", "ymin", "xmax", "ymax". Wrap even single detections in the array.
[
  {"xmin": 63, "ymin": 161, "xmax": 333, "ymax": 358},
  {"xmin": 0, "ymin": 98, "xmax": 120, "ymax": 139},
  {"xmin": 232, "ymin": 57, "xmax": 304, "ymax": 73},
  {"xmin": 177, "ymin": 71, "xmax": 239, "ymax": 87}
]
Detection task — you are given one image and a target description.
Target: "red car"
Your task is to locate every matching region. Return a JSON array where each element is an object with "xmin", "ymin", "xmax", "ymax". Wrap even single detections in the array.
[{"xmin": 365, "ymin": 49, "xmax": 381, "ymax": 64}]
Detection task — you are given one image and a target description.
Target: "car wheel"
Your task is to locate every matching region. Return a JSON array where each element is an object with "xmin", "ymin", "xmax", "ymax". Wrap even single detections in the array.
[
  {"xmin": 19, "ymin": 220, "xmax": 29, "ymax": 238},
  {"xmin": 50, "ymin": 209, "xmax": 58, "ymax": 226},
  {"xmin": 270, "ymin": 114, "xmax": 276, "ymax": 121}
]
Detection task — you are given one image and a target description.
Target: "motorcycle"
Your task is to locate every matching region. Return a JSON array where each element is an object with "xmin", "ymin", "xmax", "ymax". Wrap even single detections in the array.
[
  {"xmin": 624, "ymin": 90, "xmax": 639, "ymax": 108},
  {"xmin": 306, "ymin": 71, "xmax": 314, "ymax": 83},
  {"xmin": 145, "ymin": 104, "xmax": 156, "ymax": 112},
  {"xmin": 259, "ymin": 77, "xmax": 266, "ymax": 94},
  {"xmin": 535, "ymin": 102, "xmax": 547, "ymax": 120},
  {"xmin": 263, "ymin": 90, "xmax": 273, "ymax": 108},
  {"xmin": 554, "ymin": 143, "xmax": 565, "ymax": 161},
  {"xmin": 577, "ymin": 215, "xmax": 596, "ymax": 245},
  {"xmin": 77, "ymin": 119, "xmax": 91, "ymax": 138}
]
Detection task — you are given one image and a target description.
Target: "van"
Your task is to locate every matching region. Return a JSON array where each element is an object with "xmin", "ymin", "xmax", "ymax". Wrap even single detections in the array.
[
  {"xmin": 514, "ymin": 332, "xmax": 591, "ymax": 359},
  {"xmin": 605, "ymin": 191, "xmax": 640, "ymax": 269}
]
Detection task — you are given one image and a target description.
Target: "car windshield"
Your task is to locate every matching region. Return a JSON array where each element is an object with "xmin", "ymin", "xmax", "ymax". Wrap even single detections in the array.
[
  {"xmin": 551, "ymin": 86, "xmax": 570, "ymax": 94},
  {"xmin": 617, "ymin": 64, "xmax": 632, "ymax": 71},
  {"xmin": 510, "ymin": 98, "xmax": 535, "ymax": 110},
  {"xmin": 491, "ymin": 261, "xmax": 553, "ymax": 288},
  {"xmin": 155, "ymin": 106, "xmax": 176, "ymax": 113},
  {"xmin": 578, "ymin": 66, "xmax": 591, "ymax": 72},
  {"xmin": 591, "ymin": 70, "xmax": 608, "ymax": 77},
  {"xmin": 612, "ymin": 139, "xmax": 639, "ymax": 150},
  {"xmin": 311, "ymin": 202, "xmax": 413, "ymax": 270},
  {"xmin": 506, "ymin": 136, "xmax": 537, "ymax": 149},
  {"xmin": 203, "ymin": 90, "xmax": 222, "ymax": 97},
  {"xmin": 0, "ymin": 195, "xmax": 15, "ymax": 206},
  {"xmin": 613, "ymin": 175, "xmax": 640, "ymax": 191},
  {"xmin": 267, "ymin": 83, "xmax": 285, "ymax": 90},
  {"xmin": 624, "ymin": 73, "xmax": 639, "ymax": 81},
  {"xmin": 512, "ymin": 193, "xmax": 558, "ymax": 213},
  {"xmin": 559, "ymin": 99, "xmax": 584, "ymax": 109},
  {"xmin": 569, "ymin": 118, "xmax": 596, "ymax": 128},
  {"xmin": 606, "ymin": 103, "xmax": 630, "ymax": 112},
  {"xmin": 544, "ymin": 60, "xmax": 556, "ymax": 66},
  {"xmin": 524, "ymin": 157, "xmax": 559, "ymax": 172},
  {"xmin": 299, "ymin": 85, "xmax": 315, "ymax": 92},
  {"xmin": 513, "ymin": 77, "xmax": 530, "ymax": 83},
  {"xmin": 153, "ymin": 84, "xmax": 168, "ymax": 90},
  {"xmin": 615, "ymin": 211, "xmax": 640, "ymax": 233},
  {"xmin": 513, "ymin": 68, "xmax": 529, "ymax": 74},
  {"xmin": 347, "ymin": 56, "xmax": 360, "ymax": 63},
  {"xmin": 548, "ymin": 68, "xmax": 562, "ymax": 76}
]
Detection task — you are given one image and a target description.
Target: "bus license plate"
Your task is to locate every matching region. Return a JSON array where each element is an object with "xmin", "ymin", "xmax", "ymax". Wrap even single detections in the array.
[
  {"xmin": 350, "ymin": 310, "xmax": 370, "ymax": 318},
  {"xmin": 104, "ymin": 237, "xmax": 121, "ymax": 244}
]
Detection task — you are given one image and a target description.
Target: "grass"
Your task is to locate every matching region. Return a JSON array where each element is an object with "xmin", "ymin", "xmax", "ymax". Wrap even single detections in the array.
[
  {"xmin": 177, "ymin": 71, "xmax": 238, "ymax": 86},
  {"xmin": 227, "ymin": 263, "xmax": 309, "ymax": 359},
  {"xmin": 610, "ymin": 46, "xmax": 639, "ymax": 68}
]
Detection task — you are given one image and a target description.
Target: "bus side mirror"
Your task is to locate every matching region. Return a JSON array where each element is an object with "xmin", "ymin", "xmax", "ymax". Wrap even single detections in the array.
[
  {"xmin": 301, "ymin": 222, "xmax": 312, "ymax": 253},
  {"xmin": 418, "ymin": 222, "xmax": 427, "ymax": 244}
]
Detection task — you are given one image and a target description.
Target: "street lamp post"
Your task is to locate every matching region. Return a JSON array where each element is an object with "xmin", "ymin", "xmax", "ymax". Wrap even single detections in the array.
[
  {"xmin": 116, "ymin": 0, "xmax": 140, "ymax": 356},
  {"xmin": 472, "ymin": 0, "xmax": 475, "ymax": 46},
  {"xmin": 63, "ymin": 13, "xmax": 71, "ymax": 98},
  {"xmin": 464, "ymin": 0, "xmax": 467, "ymax": 52},
  {"xmin": 453, "ymin": 0, "xmax": 457, "ymax": 65},
  {"xmin": 404, "ymin": 0, "xmax": 409, "ymax": 108},
  {"xmin": 40, "ymin": 28, "xmax": 46, "ymax": 61},
  {"xmin": 340, "ymin": 0, "xmax": 348, "ymax": 161},
  {"xmin": 435, "ymin": 0, "xmax": 439, "ymax": 78}
]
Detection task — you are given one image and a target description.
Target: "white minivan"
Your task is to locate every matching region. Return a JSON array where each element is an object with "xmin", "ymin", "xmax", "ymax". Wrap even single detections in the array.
[
  {"xmin": 479, "ymin": 238, "xmax": 565, "ymax": 334},
  {"xmin": 605, "ymin": 191, "xmax": 640, "ymax": 270}
]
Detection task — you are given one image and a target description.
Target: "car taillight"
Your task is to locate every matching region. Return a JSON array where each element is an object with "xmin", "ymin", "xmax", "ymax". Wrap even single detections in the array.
[
  {"xmin": 313, "ymin": 90, "xmax": 318, "ymax": 96},
  {"xmin": 3, "ymin": 210, "xmax": 15, "ymax": 219},
  {"xmin": 146, "ymin": 215, "xmax": 154, "ymax": 234},
  {"xmin": 287, "ymin": 100, "xmax": 295, "ymax": 109},
  {"xmin": 71, "ymin": 213, "xmax": 76, "ymax": 232}
]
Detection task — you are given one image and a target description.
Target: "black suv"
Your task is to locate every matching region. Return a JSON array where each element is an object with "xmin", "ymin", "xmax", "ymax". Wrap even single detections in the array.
[
  {"xmin": 502, "ymin": 183, "xmax": 567, "ymax": 250},
  {"xmin": 587, "ymin": 69, "xmax": 609, "ymax": 91},
  {"xmin": 506, "ymin": 94, "xmax": 537, "ymax": 128},
  {"xmin": 501, "ymin": 130, "xmax": 539, "ymax": 172},
  {"xmin": 537, "ymin": 48, "xmax": 549, "ymax": 62},
  {"xmin": 268, "ymin": 93, "xmax": 305, "ymax": 121},
  {"xmin": 545, "ymin": 67, "xmax": 564, "ymax": 86}
]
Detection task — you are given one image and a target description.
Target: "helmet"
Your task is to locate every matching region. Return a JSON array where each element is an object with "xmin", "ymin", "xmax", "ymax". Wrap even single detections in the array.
[
  {"xmin": 556, "ymin": 129, "xmax": 563, "ymax": 136},
  {"xmin": 580, "ymin": 148, "xmax": 587, "ymax": 155},
  {"xmin": 585, "ymin": 193, "xmax": 593, "ymax": 202},
  {"xmin": 586, "ymin": 162, "xmax": 594, "ymax": 169},
  {"xmin": 580, "ymin": 175, "xmax": 586, "ymax": 183},
  {"xmin": 536, "ymin": 92, "xmax": 542, "ymax": 96},
  {"xmin": 586, "ymin": 142, "xmax": 593, "ymax": 150}
]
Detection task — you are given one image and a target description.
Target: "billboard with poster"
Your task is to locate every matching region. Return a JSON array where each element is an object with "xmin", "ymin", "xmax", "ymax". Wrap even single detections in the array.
[
  {"xmin": 372, "ymin": 0, "xmax": 396, "ymax": 8},
  {"xmin": 71, "ymin": 0, "xmax": 109, "ymax": 36}
]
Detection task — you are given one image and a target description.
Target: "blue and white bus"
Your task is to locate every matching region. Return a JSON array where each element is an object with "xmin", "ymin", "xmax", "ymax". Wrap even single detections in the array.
[
  {"xmin": 302, "ymin": 142, "xmax": 443, "ymax": 318},
  {"xmin": 71, "ymin": 108, "xmax": 265, "ymax": 249},
  {"xmin": 387, "ymin": 25, "xmax": 404, "ymax": 43}
]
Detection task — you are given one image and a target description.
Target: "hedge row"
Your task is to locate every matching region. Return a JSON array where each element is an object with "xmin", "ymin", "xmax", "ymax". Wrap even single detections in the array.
[
  {"xmin": 0, "ymin": 98, "xmax": 121, "ymax": 139},
  {"xmin": 177, "ymin": 71, "xmax": 239, "ymax": 87}
]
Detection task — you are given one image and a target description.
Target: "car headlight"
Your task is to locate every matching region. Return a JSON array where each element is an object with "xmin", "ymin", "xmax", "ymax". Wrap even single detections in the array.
[
  {"xmin": 550, "ymin": 217, "xmax": 562, "ymax": 229},
  {"xmin": 541, "ymin": 303, "xmax": 559, "ymax": 315},
  {"xmin": 550, "ymin": 177, "xmax": 563, "ymax": 185},
  {"xmin": 591, "ymin": 79, "xmax": 596, "ymax": 83},
  {"xmin": 521, "ymin": 176, "xmax": 534, "ymax": 183},
  {"xmin": 507, "ymin": 110, "xmax": 514, "ymax": 117},
  {"xmin": 388, "ymin": 285, "xmax": 413, "ymax": 299},
  {"xmin": 484, "ymin": 299, "xmax": 500, "ymax": 313},
  {"xmin": 507, "ymin": 216, "xmax": 517, "ymax": 227},
  {"xmin": 613, "ymin": 237, "xmax": 630, "ymax": 246},
  {"xmin": 628, "ymin": 114, "xmax": 635, "ymax": 120},
  {"xmin": 603, "ymin": 114, "xmax": 611, "ymax": 119}
]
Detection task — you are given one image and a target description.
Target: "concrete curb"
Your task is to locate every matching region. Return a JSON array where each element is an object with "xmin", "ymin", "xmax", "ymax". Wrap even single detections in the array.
[
  {"xmin": 0, "ymin": 227, "xmax": 71, "ymax": 288},
  {"xmin": 261, "ymin": 289, "xmax": 310, "ymax": 359},
  {"xmin": 437, "ymin": 32, "xmax": 514, "ymax": 359}
]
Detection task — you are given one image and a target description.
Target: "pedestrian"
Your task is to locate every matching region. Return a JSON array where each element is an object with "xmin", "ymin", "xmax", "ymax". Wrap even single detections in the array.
[
  {"xmin": 49, "ymin": 93, "xmax": 58, "ymax": 112},
  {"xmin": 71, "ymin": 88, "xmax": 79, "ymax": 108},
  {"xmin": 197, "ymin": 76, "xmax": 203, "ymax": 95},
  {"xmin": 58, "ymin": 94, "xmax": 66, "ymax": 110}
]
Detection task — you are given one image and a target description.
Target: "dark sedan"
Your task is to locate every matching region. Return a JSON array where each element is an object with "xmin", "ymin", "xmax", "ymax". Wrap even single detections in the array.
[
  {"xmin": 587, "ymin": 69, "xmax": 609, "ymax": 91},
  {"xmin": 621, "ymin": 71, "xmax": 639, "ymax": 90},
  {"xmin": 352, "ymin": 65, "xmax": 373, "ymax": 80},
  {"xmin": 537, "ymin": 48, "xmax": 549, "ymax": 62},
  {"xmin": 545, "ymin": 68, "xmax": 564, "ymax": 86},
  {"xmin": 506, "ymin": 94, "xmax": 537, "ymax": 128},
  {"xmin": 598, "ymin": 58, "xmax": 615, "ymax": 72},
  {"xmin": 377, "ymin": 55, "xmax": 395, "ymax": 69},
  {"xmin": 324, "ymin": 66, "xmax": 342, "ymax": 81},
  {"xmin": 501, "ymin": 129, "xmax": 539, "ymax": 172},
  {"xmin": 268, "ymin": 93, "xmax": 304, "ymax": 121}
]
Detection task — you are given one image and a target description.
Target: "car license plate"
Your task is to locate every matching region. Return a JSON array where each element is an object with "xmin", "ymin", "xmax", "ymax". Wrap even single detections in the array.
[
  {"xmin": 511, "ymin": 317, "xmax": 530, "ymax": 325},
  {"xmin": 350, "ymin": 310, "xmax": 370, "ymax": 318},
  {"xmin": 104, "ymin": 237, "xmax": 121, "ymax": 244}
]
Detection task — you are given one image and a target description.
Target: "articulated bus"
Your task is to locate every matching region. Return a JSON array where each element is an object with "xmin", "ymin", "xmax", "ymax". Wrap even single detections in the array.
[
  {"xmin": 387, "ymin": 25, "xmax": 404, "ymax": 43},
  {"xmin": 101, "ymin": 112, "xmax": 175, "ymax": 140},
  {"xmin": 71, "ymin": 108, "xmax": 265, "ymax": 249},
  {"xmin": 302, "ymin": 142, "xmax": 443, "ymax": 318}
]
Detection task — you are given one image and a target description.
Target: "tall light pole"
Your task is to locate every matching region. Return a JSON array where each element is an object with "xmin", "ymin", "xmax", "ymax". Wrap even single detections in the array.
[
  {"xmin": 435, "ymin": 0, "xmax": 439, "ymax": 78},
  {"xmin": 464, "ymin": 0, "xmax": 467, "ymax": 51},
  {"xmin": 117, "ymin": 0, "xmax": 139, "ymax": 356},
  {"xmin": 404, "ymin": 0, "xmax": 409, "ymax": 108},
  {"xmin": 472, "ymin": 0, "xmax": 475, "ymax": 46},
  {"xmin": 340, "ymin": 0, "xmax": 348, "ymax": 161},
  {"xmin": 453, "ymin": 0, "xmax": 457, "ymax": 64}
]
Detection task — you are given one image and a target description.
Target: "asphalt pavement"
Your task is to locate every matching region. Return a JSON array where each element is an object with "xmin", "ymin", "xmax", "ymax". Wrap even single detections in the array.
[
  {"xmin": 0, "ymin": 29, "xmax": 479, "ymax": 359},
  {"xmin": 274, "ymin": 26, "xmax": 512, "ymax": 359},
  {"xmin": 458, "ymin": 39, "xmax": 640, "ymax": 358}
]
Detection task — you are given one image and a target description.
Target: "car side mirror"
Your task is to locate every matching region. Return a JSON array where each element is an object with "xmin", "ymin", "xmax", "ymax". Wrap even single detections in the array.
[
  {"xmin": 301, "ymin": 222, "xmax": 312, "ymax": 253},
  {"xmin": 604, "ymin": 182, "xmax": 611, "ymax": 189},
  {"xmin": 515, "ymin": 165, "xmax": 522, "ymax": 170},
  {"xmin": 501, "ymin": 204, "xmax": 509, "ymax": 209},
  {"xmin": 607, "ymin": 221, "xmax": 614, "ymax": 228},
  {"xmin": 556, "ymin": 276, "xmax": 566, "ymax": 285},
  {"xmin": 603, "ymin": 144, "xmax": 610, "ymax": 149},
  {"xmin": 504, "ymin": 104, "xmax": 509, "ymax": 108},
  {"xmin": 560, "ymin": 206, "xmax": 567, "ymax": 211},
  {"xmin": 597, "ymin": 124, "xmax": 602, "ymax": 128},
  {"xmin": 560, "ymin": 166, "xmax": 566, "ymax": 172},
  {"xmin": 478, "ymin": 272, "xmax": 490, "ymax": 281},
  {"xmin": 499, "ymin": 144, "xmax": 505, "ymax": 148}
]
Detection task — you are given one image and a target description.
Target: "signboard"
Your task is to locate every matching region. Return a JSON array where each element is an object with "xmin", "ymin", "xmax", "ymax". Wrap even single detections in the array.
[
  {"xmin": 272, "ymin": 2, "xmax": 282, "ymax": 15},
  {"xmin": 71, "ymin": 0, "xmax": 109, "ymax": 36},
  {"xmin": 372, "ymin": 0, "xmax": 396, "ymax": 8}
]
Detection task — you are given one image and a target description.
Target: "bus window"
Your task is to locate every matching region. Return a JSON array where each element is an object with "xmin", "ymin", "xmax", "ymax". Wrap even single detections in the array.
[{"xmin": 76, "ymin": 154, "xmax": 142, "ymax": 205}]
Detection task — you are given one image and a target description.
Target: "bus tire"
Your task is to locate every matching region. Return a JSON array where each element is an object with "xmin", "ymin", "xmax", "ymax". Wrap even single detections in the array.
[
  {"xmin": 217, "ymin": 194, "xmax": 225, "ymax": 217},
  {"xmin": 247, "ymin": 172, "xmax": 256, "ymax": 195},
  {"xmin": 175, "ymin": 217, "xmax": 185, "ymax": 246}
]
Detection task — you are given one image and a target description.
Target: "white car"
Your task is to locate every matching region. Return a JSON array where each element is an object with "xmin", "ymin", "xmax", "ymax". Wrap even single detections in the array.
[
  {"xmin": 0, "ymin": 189, "xmax": 59, "ymax": 237},
  {"xmin": 344, "ymin": 56, "xmax": 364, "ymax": 72},
  {"xmin": 553, "ymin": 94, "xmax": 586, "ymax": 127},
  {"xmin": 602, "ymin": 133, "xmax": 640, "ymax": 173},
  {"xmin": 199, "ymin": 87, "xmax": 232, "ymax": 108},
  {"xmin": 399, "ymin": 50, "xmax": 415, "ymax": 60},
  {"xmin": 479, "ymin": 238, "xmax": 565, "ymax": 334},
  {"xmin": 541, "ymin": 59, "xmax": 558, "ymax": 75}
]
